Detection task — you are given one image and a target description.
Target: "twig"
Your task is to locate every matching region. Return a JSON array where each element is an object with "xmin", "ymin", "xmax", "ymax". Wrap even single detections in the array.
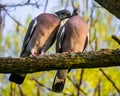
[
  {"xmin": 65, "ymin": 0, "xmax": 69, "ymax": 9},
  {"xmin": 77, "ymin": 69, "xmax": 84, "ymax": 96},
  {"xmin": 93, "ymin": 2, "xmax": 102, "ymax": 8},
  {"xmin": 93, "ymin": 79, "xmax": 101, "ymax": 96},
  {"xmin": 10, "ymin": 83, "xmax": 16, "ymax": 96},
  {"xmin": 31, "ymin": 78, "xmax": 72, "ymax": 96},
  {"xmin": 3, "ymin": 0, "xmax": 42, "ymax": 9},
  {"xmin": 3, "ymin": 8, "xmax": 23, "ymax": 26},
  {"xmin": 79, "ymin": 69, "xmax": 84, "ymax": 88},
  {"xmin": 98, "ymin": 80, "xmax": 101, "ymax": 96},
  {"xmin": 36, "ymin": 83, "xmax": 40, "ymax": 96},
  {"xmin": 88, "ymin": 2, "xmax": 97, "ymax": 50},
  {"xmin": 0, "ymin": 10, "xmax": 5, "ymax": 34},
  {"xmin": 99, "ymin": 69, "xmax": 120, "ymax": 93},
  {"xmin": 61, "ymin": 0, "xmax": 64, "ymax": 6},
  {"xmin": 0, "ymin": 13, "xmax": 2, "ymax": 34},
  {"xmin": 95, "ymin": 29, "xmax": 98, "ymax": 50},
  {"xmin": 112, "ymin": 35, "xmax": 120, "ymax": 45},
  {"xmin": 17, "ymin": 85, "xmax": 25, "ymax": 96},
  {"xmin": 43, "ymin": 0, "xmax": 48, "ymax": 13},
  {"xmin": 0, "ymin": 0, "xmax": 43, "ymax": 28},
  {"xmin": 67, "ymin": 76, "xmax": 87, "ymax": 96},
  {"xmin": 31, "ymin": 78, "xmax": 52, "ymax": 91}
]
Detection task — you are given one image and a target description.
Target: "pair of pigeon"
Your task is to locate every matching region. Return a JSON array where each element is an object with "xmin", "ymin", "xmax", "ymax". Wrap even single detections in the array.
[{"xmin": 9, "ymin": 9, "xmax": 89, "ymax": 93}]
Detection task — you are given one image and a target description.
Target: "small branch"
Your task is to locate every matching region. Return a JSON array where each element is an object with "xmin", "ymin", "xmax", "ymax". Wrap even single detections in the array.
[
  {"xmin": 93, "ymin": 79, "xmax": 101, "ymax": 96},
  {"xmin": 32, "ymin": 78, "xmax": 52, "ymax": 92},
  {"xmin": 0, "ymin": 0, "xmax": 43, "ymax": 28},
  {"xmin": 65, "ymin": 0, "xmax": 69, "ymax": 9},
  {"xmin": 112, "ymin": 35, "xmax": 120, "ymax": 45},
  {"xmin": 10, "ymin": 83, "xmax": 16, "ymax": 96},
  {"xmin": 2, "ymin": 0, "xmax": 42, "ymax": 9},
  {"xmin": 98, "ymin": 80, "xmax": 101, "ymax": 96},
  {"xmin": 32, "ymin": 78, "xmax": 72, "ymax": 96},
  {"xmin": 3, "ymin": 8, "xmax": 23, "ymax": 26},
  {"xmin": 0, "ymin": 13, "xmax": 3, "ymax": 34},
  {"xmin": 99, "ymin": 69, "xmax": 120, "ymax": 93},
  {"xmin": 77, "ymin": 69, "xmax": 84, "ymax": 96},
  {"xmin": 43, "ymin": 0, "xmax": 48, "ymax": 13},
  {"xmin": 67, "ymin": 76, "xmax": 87, "ymax": 96},
  {"xmin": 79, "ymin": 69, "xmax": 84, "ymax": 88},
  {"xmin": 36, "ymin": 83, "xmax": 40, "ymax": 96},
  {"xmin": 17, "ymin": 85, "xmax": 25, "ymax": 96}
]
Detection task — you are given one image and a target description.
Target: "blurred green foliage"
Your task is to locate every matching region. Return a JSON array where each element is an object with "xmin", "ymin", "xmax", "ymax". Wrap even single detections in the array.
[{"xmin": 0, "ymin": 0, "xmax": 120, "ymax": 96}]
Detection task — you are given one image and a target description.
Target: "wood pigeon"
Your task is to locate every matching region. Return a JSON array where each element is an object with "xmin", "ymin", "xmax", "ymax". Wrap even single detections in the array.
[
  {"xmin": 52, "ymin": 8, "xmax": 89, "ymax": 93},
  {"xmin": 9, "ymin": 9, "xmax": 71, "ymax": 84}
]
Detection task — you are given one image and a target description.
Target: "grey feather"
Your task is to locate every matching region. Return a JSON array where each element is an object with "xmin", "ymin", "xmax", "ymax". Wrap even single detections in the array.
[
  {"xmin": 83, "ymin": 33, "xmax": 89, "ymax": 51},
  {"xmin": 20, "ymin": 19, "xmax": 37, "ymax": 57},
  {"xmin": 56, "ymin": 26, "xmax": 66, "ymax": 53}
]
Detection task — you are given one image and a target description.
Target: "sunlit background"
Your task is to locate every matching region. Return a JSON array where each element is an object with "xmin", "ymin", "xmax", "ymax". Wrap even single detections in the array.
[{"xmin": 0, "ymin": 0, "xmax": 120, "ymax": 96}]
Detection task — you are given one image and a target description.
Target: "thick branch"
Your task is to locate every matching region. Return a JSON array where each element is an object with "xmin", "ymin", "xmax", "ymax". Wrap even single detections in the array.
[
  {"xmin": 95, "ymin": 0, "xmax": 120, "ymax": 19},
  {"xmin": 112, "ymin": 35, "xmax": 120, "ymax": 45},
  {"xmin": 0, "ymin": 49, "xmax": 120, "ymax": 73}
]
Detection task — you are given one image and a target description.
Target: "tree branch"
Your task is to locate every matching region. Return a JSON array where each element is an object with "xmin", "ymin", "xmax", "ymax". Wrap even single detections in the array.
[
  {"xmin": 67, "ymin": 76, "xmax": 87, "ymax": 95},
  {"xmin": 112, "ymin": 35, "xmax": 120, "ymax": 45},
  {"xmin": 0, "ymin": 49, "xmax": 120, "ymax": 73},
  {"xmin": 94, "ymin": 0, "xmax": 120, "ymax": 19},
  {"xmin": 32, "ymin": 78, "xmax": 72, "ymax": 96},
  {"xmin": 99, "ymin": 69, "xmax": 120, "ymax": 93}
]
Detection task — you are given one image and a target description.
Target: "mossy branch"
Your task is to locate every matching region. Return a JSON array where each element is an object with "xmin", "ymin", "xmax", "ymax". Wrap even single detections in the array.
[
  {"xmin": 0, "ymin": 49, "xmax": 120, "ymax": 74},
  {"xmin": 95, "ymin": 0, "xmax": 120, "ymax": 19}
]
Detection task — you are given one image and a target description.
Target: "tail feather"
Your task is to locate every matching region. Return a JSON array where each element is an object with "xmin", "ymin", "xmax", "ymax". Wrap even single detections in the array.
[
  {"xmin": 52, "ymin": 70, "xmax": 68, "ymax": 93},
  {"xmin": 9, "ymin": 74, "xmax": 26, "ymax": 84}
]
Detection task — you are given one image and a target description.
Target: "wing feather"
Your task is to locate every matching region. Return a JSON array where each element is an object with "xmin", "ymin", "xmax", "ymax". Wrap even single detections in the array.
[
  {"xmin": 56, "ymin": 26, "xmax": 66, "ymax": 53},
  {"xmin": 83, "ymin": 33, "xmax": 89, "ymax": 51},
  {"xmin": 20, "ymin": 19, "xmax": 37, "ymax": 56}
]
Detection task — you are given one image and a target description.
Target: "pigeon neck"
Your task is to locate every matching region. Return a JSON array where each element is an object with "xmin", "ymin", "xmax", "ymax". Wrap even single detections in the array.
[{"xmin": 71, "ymin": 13, "xmax": 79, "ymax": 17}]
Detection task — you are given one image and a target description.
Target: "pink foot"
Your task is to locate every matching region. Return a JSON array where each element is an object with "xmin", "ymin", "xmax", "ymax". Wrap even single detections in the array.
[
  {"xmin": 62, "ymin": 52, "xmax": 68, "ymax": 54},
  {"xmin": 38, "ymin": 51, "xmax": 44, "ymax": 56},
  {"xmin": 30, "ymin": 53, "xmax": 37, "ymax": 57},
  {"xmin": 38, "ymin": 54, "xmax": 44, "ymax": 56}
]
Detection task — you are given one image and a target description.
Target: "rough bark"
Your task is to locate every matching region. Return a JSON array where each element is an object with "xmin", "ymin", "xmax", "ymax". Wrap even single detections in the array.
[
  {"xmin": 95, "ymin": 0, "xmax": 120, "ymax": 19},
  {"xmin": 0, "ymin": 49, "xmax": 120, "ymax": 74}
]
